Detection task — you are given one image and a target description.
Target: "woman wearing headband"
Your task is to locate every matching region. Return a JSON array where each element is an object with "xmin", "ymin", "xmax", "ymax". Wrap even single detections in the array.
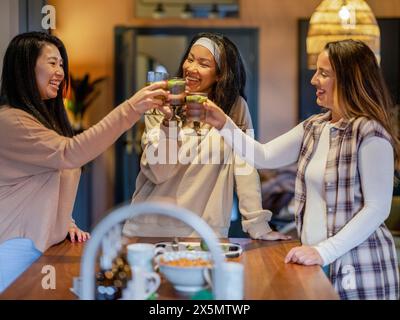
[{"xmin": 123, "ymin": 32, "xmax": 289, "ymax": 241}]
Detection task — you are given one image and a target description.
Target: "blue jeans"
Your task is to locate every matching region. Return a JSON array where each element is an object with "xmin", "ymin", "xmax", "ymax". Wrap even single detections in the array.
[{"xmin": 0, "ymin": 238, "xmax": 42, "ymax": 293}]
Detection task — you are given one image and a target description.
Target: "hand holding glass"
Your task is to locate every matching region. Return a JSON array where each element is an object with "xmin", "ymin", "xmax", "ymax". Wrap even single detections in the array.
[
  {"xmin": 146, "ymin": 71, "xmax": 169, "ymax": 114},
  {"xmin": 167, "ymin": 77, "xmax": 186, "ymax": 121},
  {"xmin": 186, "ymin": 92, "xmax": 208, "ymax": 135}
]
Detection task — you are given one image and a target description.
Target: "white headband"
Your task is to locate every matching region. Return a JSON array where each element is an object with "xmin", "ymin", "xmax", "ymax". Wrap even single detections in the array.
[{"xmin": 193, "ymin": 37, "xmax": 221, "ymax": 68}]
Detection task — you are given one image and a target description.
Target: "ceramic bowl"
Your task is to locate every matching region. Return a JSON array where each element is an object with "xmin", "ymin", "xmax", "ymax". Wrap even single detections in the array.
[{"xmin": 155, "ymin": 251, "xmax": 212, "ymax": 292}]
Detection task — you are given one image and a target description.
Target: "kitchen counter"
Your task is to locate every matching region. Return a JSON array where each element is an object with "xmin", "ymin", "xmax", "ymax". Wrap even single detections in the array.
[{"xmin": 0, "ymin": 237, "xmax": 339, "ymax": 300}]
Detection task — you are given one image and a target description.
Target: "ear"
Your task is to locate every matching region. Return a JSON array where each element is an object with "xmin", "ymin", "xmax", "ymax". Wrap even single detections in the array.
[{"xmin": 214, "ymin": 72, "xmax": 221, "ymax": 82}]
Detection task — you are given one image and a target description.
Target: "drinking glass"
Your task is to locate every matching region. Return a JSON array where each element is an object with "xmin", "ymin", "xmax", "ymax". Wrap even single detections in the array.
[
  {"xmin": 146, "ymin": 71, "xmax": 169, "ymax": 115},
  {"xmin": 167, "ymin": 77, "xmax": 186, "ymax": 121},
  {"xmin": 185, "ymin": 92, "xmax": 208, "ymax": 136}
]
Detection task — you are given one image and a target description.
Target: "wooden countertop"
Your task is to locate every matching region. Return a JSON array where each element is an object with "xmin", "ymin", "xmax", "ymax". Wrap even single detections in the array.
[{"xmin": 0, "ymin": 237, "xmax": 339, "ymax": 300}]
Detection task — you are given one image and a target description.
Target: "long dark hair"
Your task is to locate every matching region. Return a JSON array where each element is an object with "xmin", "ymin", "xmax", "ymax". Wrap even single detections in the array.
[
  {"xmin": 1, "ymin": 31, "xmax": 73, "ymax": 137},
  {"xmin": 177, "ymin": 32, "xmax": 247, "ymax": 116},
  {"xmin": 325, "ymin": 39, "xmax": 400, "ymax": 169}
]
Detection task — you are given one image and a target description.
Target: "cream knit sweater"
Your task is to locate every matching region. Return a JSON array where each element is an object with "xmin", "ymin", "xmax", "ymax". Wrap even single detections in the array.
[{"xmin": 123, "ymin": 97, "xmax": 272, "ymax": 238}]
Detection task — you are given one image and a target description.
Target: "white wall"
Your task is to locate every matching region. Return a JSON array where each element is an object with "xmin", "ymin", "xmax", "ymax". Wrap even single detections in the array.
[{"xmin": 0, "ymin": 0, "xmax": 19, "ymax": 77}]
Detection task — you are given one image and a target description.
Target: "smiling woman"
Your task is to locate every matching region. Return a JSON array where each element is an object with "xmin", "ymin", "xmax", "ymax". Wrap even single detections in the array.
[
  {"xmin": 0, "ymin": 31, "xmax": 168, "ymax": 293},
  {"xmin": 123, "ymin": 32, "xmax": 290, "ymax": 242},
  {"xmin": 310, "ymin": 51, "xmax": 338, "ymax": 121},
  {"xmin": 35, "ymin": 44, "xmax": 65, "ymax": 100},
  {"xmin": 184, "ymin": 43, "xmax": 220, "ymax": 94},
  {"xmin": 196, "ymin": 39, "xmax": 400, "ymax": 300}
]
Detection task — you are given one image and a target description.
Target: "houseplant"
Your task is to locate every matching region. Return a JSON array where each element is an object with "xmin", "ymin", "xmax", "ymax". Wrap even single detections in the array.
[{"xmin": 65, "ymin": 73, "xmax": 106, "ymax": 133}]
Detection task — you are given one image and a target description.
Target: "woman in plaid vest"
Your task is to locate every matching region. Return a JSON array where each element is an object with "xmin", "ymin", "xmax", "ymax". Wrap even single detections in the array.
[{"xmin": 190, "ymin": 39, "xmax": 400, "ymax": 299}]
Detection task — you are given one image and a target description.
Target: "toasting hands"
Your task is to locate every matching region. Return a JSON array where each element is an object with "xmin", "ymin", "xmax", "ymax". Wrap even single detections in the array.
[
  {"xmin": 185, "ymin": 99, "xmax": 228, "ymax": 130},
  {"xmin": 127, "ymin": 81, "xmax": 169, "ymax": 115}
]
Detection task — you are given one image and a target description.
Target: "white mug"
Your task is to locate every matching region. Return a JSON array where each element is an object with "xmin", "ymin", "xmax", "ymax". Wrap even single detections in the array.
[
  {"xmin": 205, "ymin": 262, "xmax": 244, "ymax": 300},
  {"xmin": 127, "ymin": 243, "xmax": 165, "ymax": 272},
  {"xmin": 70, "ymin": 276, "xmax": 82, "ymax": 298},
  {"xmin": 122, "ymin": 266, "xmax": 161, "ymax": 300}
]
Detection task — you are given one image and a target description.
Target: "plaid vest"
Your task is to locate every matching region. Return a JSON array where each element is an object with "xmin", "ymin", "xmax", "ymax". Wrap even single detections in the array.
[{"xmin": 294, "ymin": 111, "xmax": 399, "ymax": 300}]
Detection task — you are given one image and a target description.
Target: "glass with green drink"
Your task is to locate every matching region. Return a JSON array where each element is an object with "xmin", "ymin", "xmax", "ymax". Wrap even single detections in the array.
[
  {"xmin": 185, "ymin": 92, "xmax": 208, "ymax": 136},
  {"xmin": 146, "ymin": 71, "xmax": 169, "ymax": 115},
  {"xmin": 167, "ymin": 77, "xmax": 186, "ymax": 121}
]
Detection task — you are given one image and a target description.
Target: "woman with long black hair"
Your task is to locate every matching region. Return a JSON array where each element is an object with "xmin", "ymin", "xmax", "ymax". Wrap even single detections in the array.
[{"xmin": 0, "ymin": 31, "xmax": 167, "ymax": 292}]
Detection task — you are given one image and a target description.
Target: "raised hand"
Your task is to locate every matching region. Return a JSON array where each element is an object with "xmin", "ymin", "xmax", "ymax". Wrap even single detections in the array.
[
  {"xmin": 186, "ymin": 99, "xmax": 227, "ymax": 130},
  {"xmin": 127, "ymin": 81, "xmax": 168, "ymax": 115}
]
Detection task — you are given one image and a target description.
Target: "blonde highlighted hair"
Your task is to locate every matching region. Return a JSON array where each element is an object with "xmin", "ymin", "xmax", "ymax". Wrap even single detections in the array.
[{"xmin": 325, "ymin": 39, "xmax": 400, "ymax": 170}]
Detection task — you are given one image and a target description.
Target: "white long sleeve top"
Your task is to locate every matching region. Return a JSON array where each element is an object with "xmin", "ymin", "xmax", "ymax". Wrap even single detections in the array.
[{"xmin": 219, "ymin": 117, "xmax": 394, "ymax": 266}]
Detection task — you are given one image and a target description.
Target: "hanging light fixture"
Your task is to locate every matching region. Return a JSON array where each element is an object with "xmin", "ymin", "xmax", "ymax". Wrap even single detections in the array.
[
  {"xmin": 306, "ymin": 0, "xmax": 380, "ymax": 69},
  {"xmin": 338, "ymin": 2, "xmax": 356, "ymax": 29}
]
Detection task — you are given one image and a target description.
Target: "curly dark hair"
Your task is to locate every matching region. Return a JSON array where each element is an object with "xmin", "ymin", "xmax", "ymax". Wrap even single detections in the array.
[{"xmin": 177, "ymin": 32, "xmax": 247, "ymax": 116}]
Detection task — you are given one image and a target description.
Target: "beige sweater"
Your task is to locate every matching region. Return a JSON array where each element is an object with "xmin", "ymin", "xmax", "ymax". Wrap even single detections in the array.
[
  {"xmin": 0, "ymin": 102, "xmax": 139, "ymax": 252},
  {"xmin": 123, "ymin": 97, "xmax": 272, "ymax": 238}
]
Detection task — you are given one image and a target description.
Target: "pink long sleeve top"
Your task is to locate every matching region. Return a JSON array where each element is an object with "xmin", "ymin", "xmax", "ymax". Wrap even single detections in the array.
[{"xmin": 0, "ymin": 101, "xmax": 139, "ymax": 252}]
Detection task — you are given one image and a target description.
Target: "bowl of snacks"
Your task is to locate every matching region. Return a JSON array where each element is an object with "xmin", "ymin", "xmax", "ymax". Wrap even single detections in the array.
[{"xmin": 155, "ymin": 251, "xmax": 212, "ymax": 292}]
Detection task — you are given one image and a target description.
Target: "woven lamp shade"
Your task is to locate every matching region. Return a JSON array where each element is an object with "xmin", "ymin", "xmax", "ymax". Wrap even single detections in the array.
[{"xmin": 306, "ymin": 0, "xmax": 380, "ymax": 69}]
